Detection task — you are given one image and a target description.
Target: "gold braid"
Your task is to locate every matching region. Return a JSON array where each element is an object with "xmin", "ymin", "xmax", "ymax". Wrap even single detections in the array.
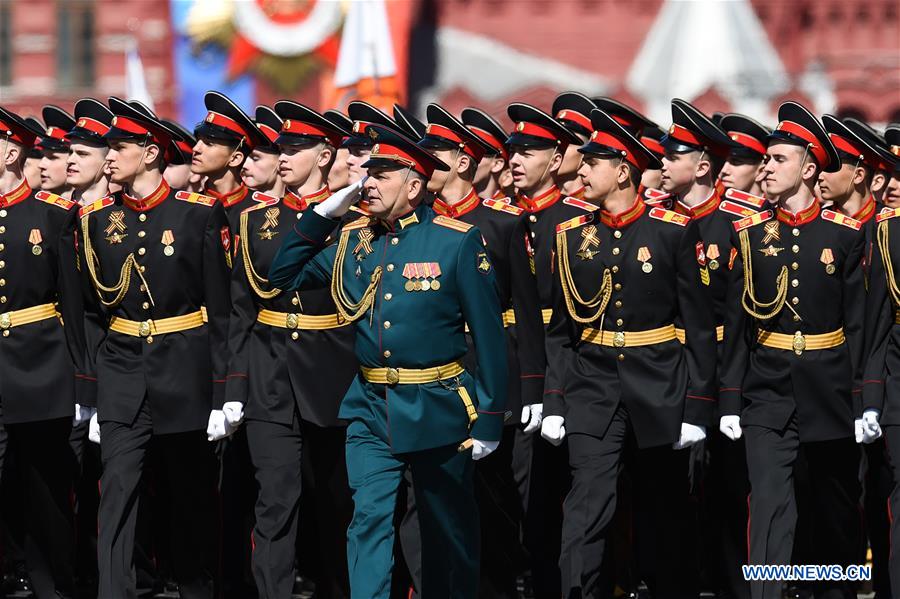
[
  {"xmin": 556, "ymin": 230, "xmax": 612, "ymax": 324},
  {"xmin": 877, "ymin": 220, "xmax": 900, "ymax": 307},
  {"xmin": 739, "ymin": 228, "xmax": 788, "ymax": 319},
  {"xmin": 239, "ymin": 210, "xmax": 282, "ymax": 300},
  {"xmin": 80, "ymin": 214, "xmax": 139, "ymax": 307},
  {"xmin": 330, "ymin": 228, "xmax": 382, "ymax": 325}
]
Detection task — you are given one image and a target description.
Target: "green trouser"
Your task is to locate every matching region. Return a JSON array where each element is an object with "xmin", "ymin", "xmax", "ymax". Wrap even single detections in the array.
[{"xmin": 345, "ymin": 418, "xmax": 479, "ymax": 598}]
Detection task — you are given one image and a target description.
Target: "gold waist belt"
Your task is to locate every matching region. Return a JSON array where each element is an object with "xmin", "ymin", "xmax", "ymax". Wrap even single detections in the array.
[
  {"xmin": 675, "ymin": 325, "xmax": 724, "ymax": 344},
  {"xmin": 502, "ymin": 308, "xmax": 551, "ymax": 326},
  {"xmin": 0, "ymin": 303, "xmax": 59, "ymax": 330},
  {"xmin": 361, "ymin": 360, "xmax": 465, "ymax": 385},
  {"xmin": 757, "ymin": 328, "xmax": 845, "ymax": 355},
  {"xmin": 581, "ymin": 324, "xmax": 677, "ymax": 348},
  {"xmin": 894, "ymin": 310, "xmax": 900, "ymax": 325},
  {"xmin": 257, "ymin": 309, "xmax": 346, "ymax": 330},
  {"xmin": 109, "ymin": 311, "xmax": 205, "ymax": 338}
]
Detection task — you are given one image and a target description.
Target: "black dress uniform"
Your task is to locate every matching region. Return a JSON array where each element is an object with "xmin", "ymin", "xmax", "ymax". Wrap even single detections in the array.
[
  {"xmin": 545, "ymin": 109, "xmax": 717, "ymax": 599},
  {"xmin": 0, "ymin": 108, "xmax": 87, "ymax": 599},
  {"xmin": 422, "ymin": 104, "xmax": 546, "ymax": 597},
  {"xmin": 719, "ymin": 102, "xmax": 864, "ymax": 599},
  {"xmin": 80, "ymin": 98, "xmax": 230, "ymax": 599},
  {"xmin": 225, "ymin": 102, "xmax": 356, "ymax": 599},
  {"xmin": 195, "ymin": 91, "xmax": 266, "ymax": 232}
]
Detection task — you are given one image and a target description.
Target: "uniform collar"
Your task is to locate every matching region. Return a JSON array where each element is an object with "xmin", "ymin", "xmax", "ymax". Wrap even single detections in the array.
[
  {"xmin": 433, "ymin": 187, "xmax": 479, "ymax": 218},
  {"xmin": 776, "ymin": 199, "xmax": 820, "ymax": 226},
  {"xmin": 600, "ymin": 195, "xmax": 645, "ymax": 229},
  {"xmin": 675, "ymin": 188, "xmax": 719, "ymax": 220},
  {"xmin": 205, "ymin": 183, "xmax": 248, "ymax": 208},
  {"xmin": 517, "ymin": 185, "xmax": 562, "ymax": 213},
  {"xmin": 491, "ymin": 189, "xmax": 507, "ymax": 201},
  {"xmin": 378, "ymin": 203, "xmax": 428, "ymax": 233},
  {"xmin": 123, "ymin": 178, "xmax": 170, "ymax": 212},
  {"xmin": 0, "ymin": 179, "xmax": 31, "ymax": 208},
  {"xmin": 851, "ymin": 195, "xmax": 876, "ymax": 224},
  {"xmin": 568, "ymin": 185, "xmax": 586, "ymax": 200},
  {"xmin": 282, "ymin": 184, "xmax": 330, "ymax": 212}
]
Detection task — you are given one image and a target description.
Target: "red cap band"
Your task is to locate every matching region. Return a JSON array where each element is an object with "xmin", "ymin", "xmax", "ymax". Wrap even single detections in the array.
[
  {"xmin": 556, "ymin": 109, "xmax": 591, "ymax": 132},
  {"xmin": 612, "ymin": 114, "xmax": 638, "ymax": 129},
  {"xmin": 828, "ymin": 133, "xmax": 879, "ymax": 169},
  {"xmin": 667, "ymin": 123, "xmax": 705, "ymax": 148},
  {"xmin": 371, "ymin": 142, "xmax": 433, "ymax": 178},
  {"xmin": 44, "ymin": 126, "xmax": 68, "ymax": 141},
  {"xmin": 175, "ymin": 139, "xmax": 193, "ymax": 156},
  {"xmin": 590, "ymin": 130, "xmax": 649, "ymax": 171},
  {"xmin": 204, "ymin": 111, "xmax": 250, "ymax": 141},
  {"xmin": 640, "ymin": 135, "xmax": 665, "ymax": 158},
  {"xmin": 513, "ymin": 121, "xmax": 559, "ymax": 142},
  {"xmin": 468, "ymin": 126, "xmax": 507, "ymax": 159},
  {"xmin": 280, "ymin": 119, "xmax": 340, "ymax": 146},
  {"xmin": 74, "ymin": 117, "xmax": 110, "ymax": 136},
  {"xmin": 774, "ymin": 120, "xmax": 829, "ymax": 168},
  {"xmin": 728, "ymin": 131, "xmax": 766, "ymax": 155},
  {"xmin": 0, "ymin": 118, "xmax": 37, "ymax": 147},
  {"xmin": 259, "ymin": 123, "xmax": 279, "ymax": 144},
  {"xmin": 425, "ymin": 123, "xmax": 486, "ymax": 162}
]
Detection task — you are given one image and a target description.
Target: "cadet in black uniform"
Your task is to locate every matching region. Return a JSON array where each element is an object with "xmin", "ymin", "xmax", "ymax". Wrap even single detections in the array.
[
  {"xmin": 79, "ymin": 98, "xmax": 230, "ymax": 599},
  {"xmin": 541, "ymin": 108, "xmax": 717, "ymax": 599},
  {"xmin": 460, "ymin": 108, "xmax": 513, "ymax": 202},
  {"xmin": 719, "ymin": 113, "xmax": 770, "ymax": 198},
  {"xmin": 719, "ymin": 102, "xmax": 866, "ymax": 599}
]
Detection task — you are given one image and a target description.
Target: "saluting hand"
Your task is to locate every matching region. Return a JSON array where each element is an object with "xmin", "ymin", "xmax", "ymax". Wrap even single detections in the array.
[{"xmin": 313, "ymin": 177, "xmax": 366, "ymax": 219}]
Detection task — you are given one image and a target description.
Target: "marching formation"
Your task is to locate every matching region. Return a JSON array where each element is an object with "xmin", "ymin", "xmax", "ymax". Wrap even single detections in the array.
[{"xmin": 0, "ymin": 89, "xmax": 899, "ymax": 599}]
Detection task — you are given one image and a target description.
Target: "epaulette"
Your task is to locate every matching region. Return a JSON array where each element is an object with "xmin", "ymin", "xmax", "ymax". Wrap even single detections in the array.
[
  {"xmin": 563, "ymin": 197, "xmax": 600, "ymax": 212},
  {"xmin": 821, "ymin": 209, "xmax": 862, "ymax": 231},
  {"xmin": 78, "ymin": 196, "xmax": 115, "ymax": 218},
  {"xmin": 643, "ymin": 187, "xmax": 669, "ymax": 200},
  {"xmin": 733, "ymin": 210, "xmax": 773, "ymax": 232},
  {"xmin": 724, "ymin": 188, "xmax": 768, "ymax": 209},
  {"xmin": 876, "ymin": 207, "xmax": 900, "ymax": 223},
  {"xmin": 648, "ymin": 207, "xmax": 690, "ymax": 227},
  {"xmin": 555, "ymin": 213, "xmax": 594, "ymax": 234},
  {"xmin": 243, "ymin": 192, "xmax": 279, "ymax": 213},
  {"xmin": 483, "ymin": 198, "xmax": 524, "ymax": 216},
  {"xmin": 35, "ymin": 190, "xmax": 76, "ymax": 210},
  {"xmin": 434, "ymin": 215, "xmax": 474, "ymax": 233},
  {"xmin": 718, "ymin": 200, "xmax": 759, "ymax": 218},
  {"xmin": 175, "ymin": 191, "xmax": 216, "ymax": 206},
  {"xmin": 341, "ymin": 216, "xmax": 371, "ymax": 231}
]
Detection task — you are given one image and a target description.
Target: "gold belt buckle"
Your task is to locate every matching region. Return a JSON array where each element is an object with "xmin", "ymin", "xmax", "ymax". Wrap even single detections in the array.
[
  {"xmin": 385, "ymin": 367, "xmax": 400, "ymax": 385},
  {"xmin": 613, "ymin": 331, "xmax": 626, "ymax": 348},
  {"xmin": 792, "ymin": 331, "xmax": 806, "ymax": 355},
  {"xmin": 0, "ymin": 313, "xmax": 10, "ymax": 330},
  {"xmin": 138, "ymin": 320, "xmax": 152, "ymax": 338},
  {"xmin": 286, "ymin": 313, "xmax": 299, "ymax": 329}
]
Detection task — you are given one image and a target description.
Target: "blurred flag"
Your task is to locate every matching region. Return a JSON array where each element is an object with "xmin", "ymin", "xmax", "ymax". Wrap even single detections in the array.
[{"xmin": 125, "ymin": 40, "xmax": 155, "ymax": 112}]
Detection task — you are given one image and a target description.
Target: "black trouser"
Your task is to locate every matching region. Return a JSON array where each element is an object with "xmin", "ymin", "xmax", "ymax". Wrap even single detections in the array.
[
  {"xmin": 744, "ymin": 421, "xmax": 861, "ymax": 599},
  {"xmin": 864, "ymin": 437, "xmax": 893, "ymax": 598},
  {"xmin": 560, "ymin": 406, "xmax": 698, "ymax": 599},
  {"xmin": 5, "ymin": 417, "xmax": 76, "ymax": 599},
  {"xmin": 219, "ymin": 427, "xmax": 256, "ymax": 599},
  {"xmin": 98, "ymin": 399, "xmax": 217, "ymax": 599},
  {"xmin": 882, "ymin": 425, "xmax": 900, "ymax": 593},
  {"xmin": 245, "ymin": 414, "xmax": 352, "ymax": 599}
]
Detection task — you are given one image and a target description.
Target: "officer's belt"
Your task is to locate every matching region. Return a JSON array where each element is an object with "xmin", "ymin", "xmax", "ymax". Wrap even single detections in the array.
[
  {"xmin": 580, "ymin": 324, "xmax": 677, "ymax": 348},
  {"xmin": 756, "ymin": 328, "xmax": 844, "ymax": 355},
  {"xmin": 675, "ymin": 326, "xmax": 725, "ymax": 344},
  {"xmin": 502, "ymin": 308, "xmax": 552, "ymax": 326},
  {"xmin": 0, "ymin": 303, "xmax": 60, "ymax": 330},
  {"xmin": 257, "ymin": 309, "xmax": 346, "ymax": 330},
  {"xmin": 894, "ymin": 310, "xmax": 900, "ymax": 325},
  {"xmin": 109, "ymin": 311, "xmax": 205, "ymax": 338},
  {"xmin": 361, "ymin": 360, "xmax": 465, "ymax": 385}
]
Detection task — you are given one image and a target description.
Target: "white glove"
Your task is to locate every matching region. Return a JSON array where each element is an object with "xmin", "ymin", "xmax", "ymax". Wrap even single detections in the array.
[
  {"xmin": 855, "ymin": 418, "xmax": 865, "ymax": 443},
  {"xmin": 313, "ymin": 177, "xmax": 365, "ymax": 219},
  {"xmin": 859, "ymin": 409, "xmax": 882, "ymax": 444},
  {"xmin": 541, "ymin": 415, "xmax": 566, "ymax": 446},
  {"xmin": 673, "ymin": 422, "xmax": 706, "ymax": 450},
  {"xmin": 206, "ymin": 410, "xmax": 235, "ymax": 442},
  {"xmin": 719, "ymin": 415, "xmax": 743, "ymax": 441},
  {"xmin": 74, "ymin": 404, "xmax": 96, "ymax": 426},
  {"xmin": 471, "ymin": 439, "xmax": 499, "ymax": 461},
  {"xmin": 88, "ymin": 412, "xmax": 100, "ymax": 444},
  {"xmin": 520, "ymin": 403, "xmax": 543, "ymax": 434},
  {"xmin": 222, "ymin": 401, "xmax": 244, "ymax": 427}
]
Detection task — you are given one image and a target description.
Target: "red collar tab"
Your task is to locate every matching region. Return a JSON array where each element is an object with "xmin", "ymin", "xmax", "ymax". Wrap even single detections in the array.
[
  {"xmin": 259, "ymin": 123, "xmax": 279, "ymax": 144},
  {"xmin": 600, "ymin": 196, "xmax": 645, "ymax": 229},
  {"xmin": 686, "ymin": 189, "xmax": 720, "ymax": 220},
  {"xmin": 370, "ymin": 142, "xmax": 434, "ymax": 178},
  {"xmin": 433, "ymin": 187, "xmax": 480, "ymax": 218},
  {"xmin": 468, "ymin": 126, "xmax": 508, "ymax": 159},
  {"xmin": 517, "ymin": 186, "xmax": 562, "ymax": 213},
  {"xmin": 425, "ymin": 124, "xmax": 486, "ymax": 162},
  {"xmin": 828, "ymin": 133, "xmax": 880, "ymax": 170},
  {"xmin": 852, "ymin": 196, "xmax": 876, "ymax": 223},
  {"xmin": 281, "ymin": 119, "xmax": 340, "ymax": 147},
  {"xmin": 0, "ymin": 179, "xmax": 32, "ymax": 208},
  {"xmin": 514, "ymin": 121, "xmax": 560, "ymax": 142},
  {"xmin": 491, "ymin": 189, "xmax": 509, "ymax": 201},
  {"xmin": 204, "ymin": 111, "xmax": 251, "ymax": 144},
  {"xmin": 724, "ymin": 187, "xmax": 768, "ymax": 208},
  {"xmin": 206, "ymin": 184, "xmax": 249, "ymax": 208},
  {"xmin": 556, "ymin": 109, "xmax": 591, "ymax": 132},
  {"xmin": 640, "ymin": 135, "xmax": 665, "ymax": 157},
  {"xmin": 123, "ymin": 179, "xmax": 170, "ymax": 212},
  {"xmin": 774, "ymin": 120, "xmax": 829, "ymax": 169},
  {"xmin": 776, "ymin": 200, "xmax": 820, "ymax": 226},
  {"xmin": 283, "ymin": 185, "xmax": 330, "ymax": 212},
  {"xmin": 74, "ymin": 117, "xmax": 110, "ymax": 136},
  {"xmin": 589, "ymin": 130, "xmax": 650, "ymax": 170},
  {"xmin": 728, "ymin": 131, "xmax": 766, "ymax": 155}
]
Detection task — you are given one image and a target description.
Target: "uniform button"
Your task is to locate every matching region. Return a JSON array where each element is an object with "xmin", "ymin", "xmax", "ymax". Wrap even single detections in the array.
[
  {"xmin": 138, "ymin": 214, "xmax": 147, "ymax": 222},
  {"xmin": 138, "ymin": 248, "xmax": 146, "ymax": 256},
  {"xmin": 611, "ymin": 265, "xmax": 619, "ymax": 273},
  {"xmin": 613, "ymin": 230, "xmax": 622, "ymax": 239},
  {"xmin": 529, "ymin": 215, "xmax": 537, "ymax": 223},
  {"xmin": 139, "ymin": 265, "xmax": 145, "ymax": 273},
  {"xmin": 146, "ymin": 335, "xmax": 154, "ymax": 344},
  {"xmin": 616, "ymin": 318, "xmax": 623, "ymax": 326},
  {"xmin": 0, "ymin": 210, "xmax": 6, "ymax": 218},
  {"xmin": 291, "ymin": 332, "xmax": 299, "ymax": 340},
  {"xmin": 291, "ymin": 296, "xmax": 300, "ymax": 306},
  {"xmin": 791, "ymin": 279, "xmax": 798, "ymax": 288},
  {"xmin": 138, "ymin": 231, "xmax": 146, "ymax": 238},
  {"xmin": 791, "ymin": 297, "xmax": 799, "ymax": 305},
  {"xmin": 0, "ymin": 296, "xmax": 6, "ymax": 304},
  {"xmin": 386, "ymin": 264, "xmax": 394, "ymax": 272},
  {"xmin": 530, "ymin": 231, "xmax": 535, "ymax": 238},
  {"xmin": 2, "ymin": 331, "xmax": 8, "ymax": 337},
  {"xmin": 0, "ymin": 244, "xmax": 4, "ymax": 251},
  {"xmin": 792, "ymin": 228, "xmax": 800, "ymax": 237},
  {"xmin": 0, "ymin": 279, "xmax": 5, "ymax": 286},
  {"xmin": 612, "ymin": 247, "xmax": 620, "ymax": 255},
  {"xmin": 614, "ymin": 300, "xmax": 622, "ymax": 308},
  {"xmin": 791, "ymin": 262, "xmax": 799, "ymax": 270},
  {"xmin": 384, "ymin": 321, "xmax": 391, "ymax": 329},
  {"xmin": 614, "ymin": 283, "xmax": 622, "ymax": 291},
  {"xmin": 617, "ymin": 354, "xmax": 625, "ymax": 361},
  {"xmin": 0, "ymin": 261, "xmax": 5, "ymax": 269},
  {"xmin": 296, "ymin": 213, "xmax": 303, "ymax": 220},
  {"xmin": 391, "ymin": 238, "xmax": 399, "ymax": 246},
  {"xmin": 142, "ymin": 302, "xmax": 150, "ymax": 309},
  {"xmin": 139, "ymin": 284, "xmax": 146, "ymax": 292},
  {"xmin": 383, "ymin": 350, "xmax": 391, "ymax": 358},
  {"xmin": 793, "ymin": 314, "xmax": 801, "ymax": 322},
  {"xmin": 0, "ymin": 226, "xmax": 5, "ymax": 234},
  {"xmin": 384, "ymin": 293, "xmax": 392, "ymax": 301},
  {"xmin": 792, "ymin": 245, "xmax": 799, "ymax": 253}
]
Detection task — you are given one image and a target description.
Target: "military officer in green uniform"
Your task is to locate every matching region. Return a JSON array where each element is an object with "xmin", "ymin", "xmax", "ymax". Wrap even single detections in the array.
[{"xmin": 268, "ymin": 125, "xmax": 507, "ymax": 598}]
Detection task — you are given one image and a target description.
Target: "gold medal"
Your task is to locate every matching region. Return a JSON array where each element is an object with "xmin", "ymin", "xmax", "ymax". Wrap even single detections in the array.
[
  {"xmin": 825, "ymin": 263, "xmax": 835, "ymax": 275},
  {"xmin": 28, "ymin": 229, "xmax": 42, "ymax": 256},
  {"xmin": 430, "ymin": 280, "xmax": 440, "ymax": 291},
  {"xmin": 405, "ymin": 280, "xmax": 416, "ymax": 292},
  {"xmin": 709, "ymin": 259, "xmax": 719, "ymax": 270},
  {"xmin": 642, "ymin": 262, "xmax": 653, "ymax": 273},
  {"xmin": 164, "ymin": 245, "xmax": 175, "ymax": 257},
  {"xmin": 420, "ymin": 279, "xmax": 431, "ymax": 291},
  {"xmin": 32, "ymin": 245, "xmax": 42, "ymax": 256}
]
